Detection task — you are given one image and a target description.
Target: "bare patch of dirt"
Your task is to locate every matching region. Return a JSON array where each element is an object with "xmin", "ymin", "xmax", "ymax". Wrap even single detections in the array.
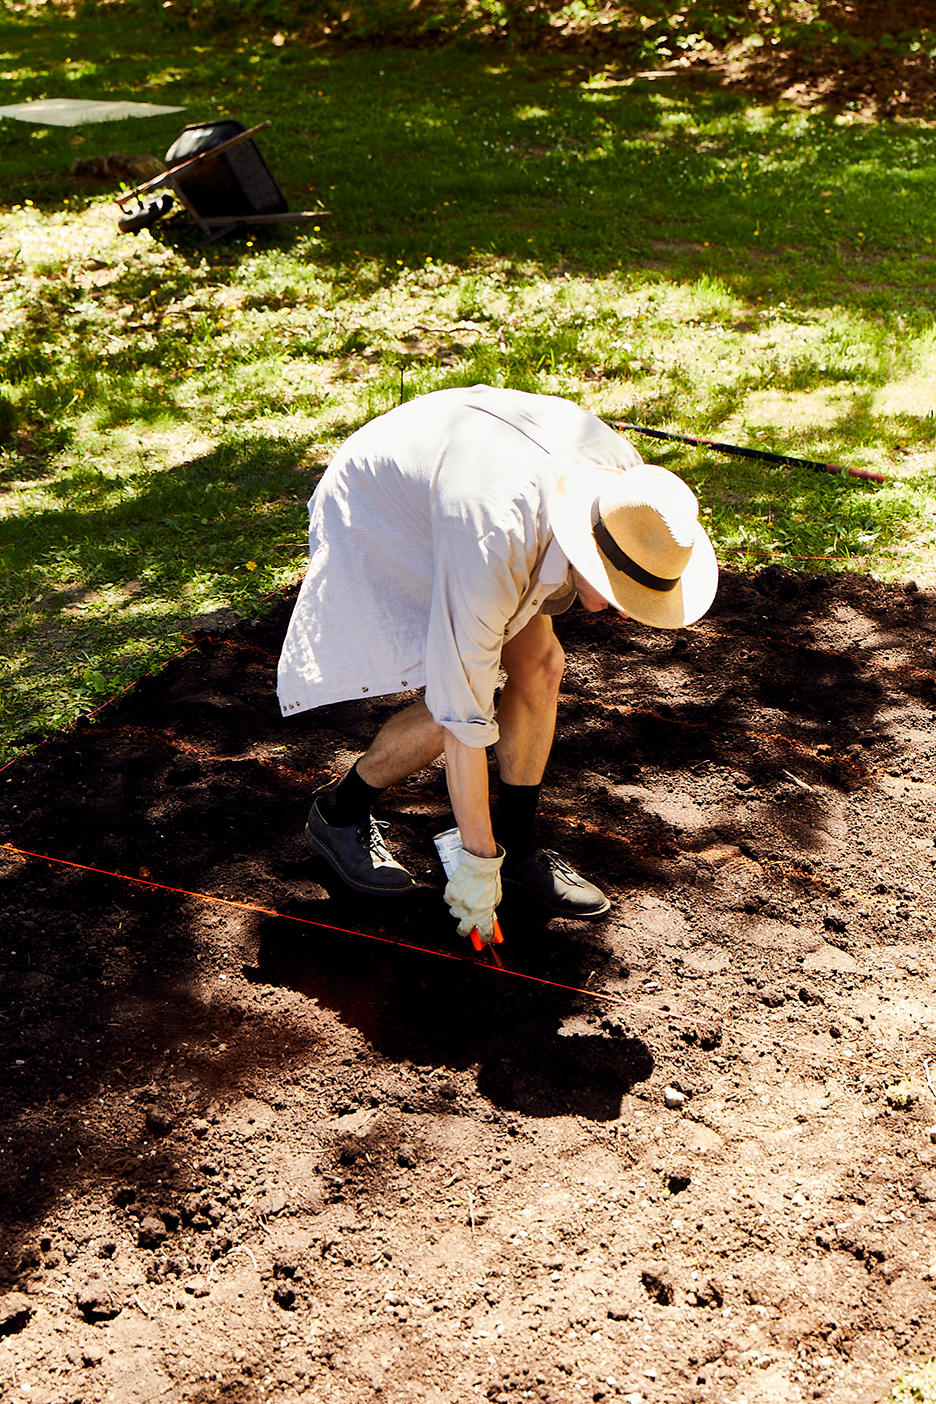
[
  {"xmin": 665, "ymin": 3, "xmax": 936, "ymax": 121},
  {"xmin": 1, "ymin": 565, "xmax": 936, "ymax": 1403}
]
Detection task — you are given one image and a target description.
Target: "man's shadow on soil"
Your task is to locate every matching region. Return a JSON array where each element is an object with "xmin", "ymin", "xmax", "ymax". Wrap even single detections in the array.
[{"xmin": 247, "ymin": 896, "xmax": 653, "ymax": 1124}]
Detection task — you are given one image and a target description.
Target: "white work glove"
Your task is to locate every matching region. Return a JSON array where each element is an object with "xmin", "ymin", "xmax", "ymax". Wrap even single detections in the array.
[{"xmin": 444, "ymin": 846, "xmax": 505, "ymax": 943}]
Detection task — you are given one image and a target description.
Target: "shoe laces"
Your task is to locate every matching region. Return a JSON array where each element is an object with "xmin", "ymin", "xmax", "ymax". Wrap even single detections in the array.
[
  {"xmin": 540, "ymin": 849, "xmax": 582, "ymax": 884},
  {"xmin": 359, "ymin": 816, "xmax": 394, "ymax": 863}
]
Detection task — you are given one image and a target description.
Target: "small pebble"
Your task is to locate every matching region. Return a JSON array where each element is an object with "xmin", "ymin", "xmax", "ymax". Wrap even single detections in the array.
[
  {"xmin": 929, "ymin": 1126, "xmax": 936, "ymax": 1145},
  {"xmin": 664, "ymin": 1087, "xmax": 685, "ymax": 1110}
]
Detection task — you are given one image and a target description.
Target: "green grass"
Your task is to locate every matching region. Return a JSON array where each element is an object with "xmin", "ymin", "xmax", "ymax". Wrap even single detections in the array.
[
  {"xmin": 888, "ymin": 1359, "xmax": 936, "ymax": 1404},
  {"xmin": 1, "ymin": 5, "xmax": 936, "ymax": 759}
]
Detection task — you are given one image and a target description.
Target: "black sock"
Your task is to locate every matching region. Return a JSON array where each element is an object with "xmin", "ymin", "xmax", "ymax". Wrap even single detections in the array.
[
  {"xmin": 317, "ymin": 761, "xmax": 382, "ymax": 827},
  {"xmin": 494, "ymin": 779, "xmax": 541, "ymax": 862}
]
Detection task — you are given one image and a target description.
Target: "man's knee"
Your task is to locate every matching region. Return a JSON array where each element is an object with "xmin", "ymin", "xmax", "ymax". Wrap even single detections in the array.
[
  {"xmin": 503, "ymin": 623, "xmax": 565, "ymax": 694},
  {"xmin": 537, "ymin": 631, "xmax": 566, "ymax": 690},
  {"xmin": 358, "ymin": 699, "xmax": 445, "ymax": 787}
]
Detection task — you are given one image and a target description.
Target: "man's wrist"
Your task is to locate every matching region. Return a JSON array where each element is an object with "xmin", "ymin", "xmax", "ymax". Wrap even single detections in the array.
[{"xmin": 462, "ymin": 839, "xmax": 498, "ymax": 860}]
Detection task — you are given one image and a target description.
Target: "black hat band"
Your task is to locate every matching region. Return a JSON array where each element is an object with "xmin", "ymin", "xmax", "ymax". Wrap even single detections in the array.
[{"xmin": 590, "ymin": 495, "xmax": 681, "ymax": 593}]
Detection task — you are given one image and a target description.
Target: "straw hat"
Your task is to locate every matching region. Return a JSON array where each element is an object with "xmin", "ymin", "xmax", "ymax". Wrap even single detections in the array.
[{"xmin": 548, "ymin": 463, "xmax": 718, "ymax": 629}]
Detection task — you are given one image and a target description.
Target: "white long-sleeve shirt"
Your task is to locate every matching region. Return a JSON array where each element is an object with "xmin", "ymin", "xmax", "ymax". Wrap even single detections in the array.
[{"xmin": 276, "ymin": 385, "xmax": 643, "ymax": 747}]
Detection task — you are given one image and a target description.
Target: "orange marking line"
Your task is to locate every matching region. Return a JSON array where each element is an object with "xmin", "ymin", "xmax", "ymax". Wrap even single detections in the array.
[
  {"xmin": 0, "ymin": 843, "xmax": 699, "ymax": 1026},
  {"xmin": 73, "ymin": 722, "xmax": 328, "ymax": 786},
  {"xmin": 580, "ymin": 697, "xmax": 842, "ymax": 764},
  {"xmin": 0, "ymin": 633, "xmax": 278, "ymax": 781},
  {"xmin": 0, "ymin": 637, "xmax": 208, "ymax": 779}
]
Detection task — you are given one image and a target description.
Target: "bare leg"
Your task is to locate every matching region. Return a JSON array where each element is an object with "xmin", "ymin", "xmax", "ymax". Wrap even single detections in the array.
[
  {"xmin": 492, "ymin": 615, "xmax": 608, "ymax": 916},
  {"xmin": 493, "ymin": 615, "xmax": 565, "ymax": 785},
  {"xmin": 355, "ymin": 616, "xmax": 562, "ymax": 792},
  {"xmin": 355, "ymin": 700, "xmax": 445, "ymax": 789}
]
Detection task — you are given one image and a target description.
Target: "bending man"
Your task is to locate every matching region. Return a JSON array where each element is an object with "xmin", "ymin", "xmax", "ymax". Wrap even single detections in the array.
[{"xmin": 277, "ymin": 385, "xmax": 717, "ymax": 943}]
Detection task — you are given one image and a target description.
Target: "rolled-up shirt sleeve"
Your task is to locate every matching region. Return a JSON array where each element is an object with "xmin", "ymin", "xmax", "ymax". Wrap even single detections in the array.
[{"xmin": 424, "ymin": 524, "xmax": 531, "ymax": 748}]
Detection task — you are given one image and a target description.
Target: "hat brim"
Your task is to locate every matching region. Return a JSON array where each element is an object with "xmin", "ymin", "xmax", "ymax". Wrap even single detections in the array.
[{"xmin": 548, "ymin": 467, "xmax": 719, "ymax": 629}]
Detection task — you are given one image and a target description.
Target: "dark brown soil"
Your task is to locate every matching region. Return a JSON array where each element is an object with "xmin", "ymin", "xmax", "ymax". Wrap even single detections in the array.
[
  {"xmin": 1, "ymin": 565, "xmax": 936, "ymax": 1404},
  {"xmin": 651, "ymin": 2, "xmax": 936, "ymax": 120}
]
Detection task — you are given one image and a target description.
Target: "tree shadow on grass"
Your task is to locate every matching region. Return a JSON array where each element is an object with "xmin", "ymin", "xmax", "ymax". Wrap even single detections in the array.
[
  {"xmin": 0, "ymin": 432, "xmax": 319, "ymax": 748},
  {"xmin": 4, "ymin": 8, "xmax": 934, "ymax": 309},
  {"xmin": 0, "ymin": 432, "xmax": 317, "ymax": 579}
]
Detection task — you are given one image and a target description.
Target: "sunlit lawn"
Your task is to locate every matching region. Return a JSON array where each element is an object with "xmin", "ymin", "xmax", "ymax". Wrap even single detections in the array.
[{"xmin": 1, "ymin": 6, "xmax": 935, "ymax": 757}]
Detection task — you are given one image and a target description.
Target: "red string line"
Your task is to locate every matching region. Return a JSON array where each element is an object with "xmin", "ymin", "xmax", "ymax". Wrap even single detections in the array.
[
  {"xmin": 0, "ymin": 638, "xmax": 204, "ymax": 780},
  {"xmin": 0, "ymin": 633, "xmax": 278, "ymax": 781},
  {"xmin": 2, "ymin": 750, "xmax": 37, "ymax": 780},
  {"xmin": 0, "ymin": 842, "xmax": 698, "ymax": 1026}
]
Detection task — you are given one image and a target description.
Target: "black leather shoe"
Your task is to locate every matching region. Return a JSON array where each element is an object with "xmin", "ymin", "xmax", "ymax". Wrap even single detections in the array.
[
  {"xmin": 304, "ymin": 799, "xmax": 415, "ymax": 895},
  {"xmin": 501, "ymin": 848, "xmax": 610, "ymax": 918}
]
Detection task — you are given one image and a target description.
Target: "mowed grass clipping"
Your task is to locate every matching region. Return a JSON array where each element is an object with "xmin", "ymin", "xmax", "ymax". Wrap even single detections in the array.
[{"xmin": 1, "ymin": 8, "xmax": 936, "ymax": 757}]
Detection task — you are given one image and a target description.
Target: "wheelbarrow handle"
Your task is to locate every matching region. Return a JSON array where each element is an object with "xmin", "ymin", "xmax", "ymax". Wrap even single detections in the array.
[{"xmin": 115, "ymin": 122, "xmax": 273, "ymax": 208}]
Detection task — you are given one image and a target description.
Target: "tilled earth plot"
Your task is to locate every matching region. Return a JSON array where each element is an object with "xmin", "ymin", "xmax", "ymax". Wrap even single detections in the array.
[{"xmin": 1, "ymin": 565, "xmax": 935, "ymax": 1404}]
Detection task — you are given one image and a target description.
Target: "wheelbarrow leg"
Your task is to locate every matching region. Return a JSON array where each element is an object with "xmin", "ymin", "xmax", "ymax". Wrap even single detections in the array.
[{"xmin": 199, "ymin": 220, "xmax": 247, "ymax": 248}]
